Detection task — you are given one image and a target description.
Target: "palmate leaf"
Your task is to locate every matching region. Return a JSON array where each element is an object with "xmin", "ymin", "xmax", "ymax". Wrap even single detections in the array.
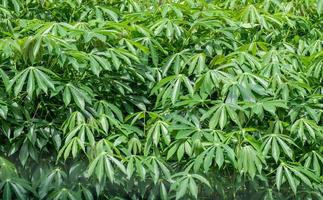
[
  {"xmin": 288, "ymin": 100, "xmax": 322, "ymax": 123},
  {"xmin": 151, "ymin": 74, "xmax": 194, "ymax": 105},
  {"xmin": 89, "ymin": 52, "xmax": 111, "ymax": 76},
  {"xmin": 38, "ymin": 168, "xmax": 67, "ymax": 198},
  {"xmin": 59, "ymin": 116, "xmax": 111, "ymax": 160},
  {"xmin": 66, "ymin": 47, "xmax": 139, "ymax": 73},
  {"xmin": 239, "ymin": 5, "xmax": 268, "ymax": 29},
  {"xmin": 62, "ymin": 83, "xmax": 92, "ymax": 110},
  {"xmin": 142, "ymin": 156, "xmax": 171, "ymax": 184},
  {"xmin": 136, "ymin": 36, "xmax": 164, "ymax": 67},
  {"xmin": 193, "ymin": 143, "xmax": 236, "ymax": 172},
  {"xmin": 161, "ymin": 49, "xmax": 190, "ymax": 76},
  {"xmin": 275, "ymin": 163, "xmax": 320, "ymax": 194},
  {"xmin": 7, "ymin": 66, "xmax": 55, "ymax": 97},
  {"xmin": 47, "ymin": 187, "xmax": 79, "ymax": 200},
  {"xmin": 97, "ymin": 114, "xmax": 122, "ymax": 134},
  {"xmin": 0, "ymin": 38, "xmax": 20, "ymax": 59},
  {"xmin": 290, "ymin": 118, "xmax": 323, "ymax": 143},
  {"xmin": 34, "ymin": 22, "xmax": 74, "ymax": 37},
  {"xmin": 260, "ymin": 50, "xmax": 285, "ymax": 78},
  {"xmin": 195, "ymin": 66, "xmax": 234, "ymax": 95},
  {"xmin": 272, "ymin": 79, "xmax": 311, "ymax": 101},
  {"xmin": 0, "ymin": 178, "xmax": 34, "ymax": 200},
  {"xmin": 106, "ymin": 48, "xmax": 140, "ymax": 70},
  {"xmin": 227, "ymin": 51, "xmax": 262, "ymax": 71},
  {"xmin": 222, "ymin": 73, "xmax": 269, "ymax": 103},
  {"xmin": 0, "ymin": 156, "xmax": 17, "ymax": 179},
  {"xmin": 18, "ymin": 138, "xmax": 40, "ymax": 166},
  {"xmin": 116, "ymin": 0, "xmax": 142, "ymax": 12},
  {"xmin": 77, "ymin": 186, "xmax": 94, "ymax": 200},
  {"xmin": 62, "ymin": 120, "xmax": 99, "ymax": 146},
  {"xmin": 144, "ymin": 120, "xmax": 170, "ymax": 153},
  {"xmin": 150, "ymin": 18, "xmax": 185, "ymax": 40},
  {"xmin": 233, "ymin": 73, "xmax": 269, "ymax": 99},
  {"xmin": 62, "ymin": 111, "xmax": 86, "ymax": 133},
  {"xmin": 166, "ymin": 139, "xmax": 192, "ymax": 161},
  {"xmin": 21, "ymin": 34, "xmax": 74, "ymax": 63},
  {"xmin": 201, "ymin": 101, "xmax": 243, "ymax": 130},
  {"xmin": 87, "ymin": 151, "xmax": 126, "ymax": 182},
  {"xmin": 238, "ymin": 41, "xmax": 269, "ymax": 56},
  {"xmin": 80, "ymin": 6, "xmax": 119, "ymax": 22},
  {"xmin": 170, "ymin": 172, "xmax": 210, "ymax": 200},
  {"xmin": 160, "ymin": 3, "xmax": 184, "ymax": 19},
  {"xmin": 301, "ymin": 150, "xmax": 323, "ymax": 176},
  {"xmin": 125, "ymin": 155, "xmax": 145, "ymax": 179},
  {"xmin": 119, "ymin": 38, "xmax": 149, "ymax": 56},
  {"xmin": 243, "ymin": 99, "xmax": 288, "ymax": 119},
  {"xmin": 237, "ymin": 145, "xmax": 265, "ymax": 179},
  {"xmin": 169, "ymin": 114, "xmax": 206, "ymax": 137},
  {"xmin": 184, "ymin": 53, "xmax": 206, "ymax": 75},
  {"xmin": 166, "ymin": 115, "xmax": 207, "ymax": 161},
  {"xmin": 127, "ymin": 137, "xmax": 142, "ymax": 155},
  {"xmin": 94, "ymin": 100, "xmax": 123, "ymax": 122},
  {"xmin": 262, "ymin": 133, "xmax": 296, "ymax": 162},
  {"xmin": 58, "ymin": 137, "xmax": 85, "ymax": 160},
  {"xmin": 307, "ymin": 57, "xmax": 323, "ymax": 81},
  {"xmin": 0, "ymin": 0, "xmax": 22, "ymax": 13},
  {"xmin": 0, "ymin": 157, "xmax": 34, "ymax": 199}
]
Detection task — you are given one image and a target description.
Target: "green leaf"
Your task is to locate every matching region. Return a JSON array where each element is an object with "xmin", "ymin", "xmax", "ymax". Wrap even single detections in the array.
[
  {"xmin": 176, "ymin": 178, "xmax": 188, "ymax": 200},
  {"xmin": 284, "ymin": 167, "xmax": 297, "ymax": 194},
  {"xmin": 204, "ymin": 148, "xmax": 214, "ymax": 172},
  {"xmin": 276, "ymin": 165, "xmax": 283, "ymax": 191},
  {"xmin": 13, "ymin": 71, "xmax": 28, "ymax": 96},
  {"xmin": 189, "ymin": 178, "xmax": 198, "ymax": 199},
  {"xmin": 271, "ymin": 138, "xmax": 280, "ymax": 162},
  {"xmin": 216, "ymin": 147, "xmax": 224, "ymax": 168},
  {"xmin": 318, "ymin": 0, "xmax": 323, "ymax": 15},
  {"xmin": 26, "ymin": 70, "xmax": 35, "ymax": 98}
]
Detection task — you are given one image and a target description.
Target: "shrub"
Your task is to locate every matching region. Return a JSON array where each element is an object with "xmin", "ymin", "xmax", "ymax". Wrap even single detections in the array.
[{"xmin": 0, "ymin": 0, "xmax": 322, "ymax": 199}]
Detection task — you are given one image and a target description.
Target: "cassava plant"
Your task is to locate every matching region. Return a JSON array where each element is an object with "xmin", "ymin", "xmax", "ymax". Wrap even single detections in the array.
[{"xmin": 0, "ymin": 0, "xmax": 322, "ymax": 199}]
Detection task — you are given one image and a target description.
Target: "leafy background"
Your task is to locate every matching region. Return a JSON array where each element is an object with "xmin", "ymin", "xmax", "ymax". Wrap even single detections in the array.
[{"xmin": 0, "ymin": 0, "xmax": 322, "ymax": 199}]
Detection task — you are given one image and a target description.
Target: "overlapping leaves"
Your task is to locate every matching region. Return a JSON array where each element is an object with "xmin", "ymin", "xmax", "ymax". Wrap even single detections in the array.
[{"xmin": 0, "ymin": 0, "xmax": 322, "ymax": 199}]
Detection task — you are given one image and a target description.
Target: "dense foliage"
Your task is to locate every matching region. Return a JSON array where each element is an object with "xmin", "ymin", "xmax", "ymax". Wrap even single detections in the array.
[{"xmin": 0, "ymin": 0, "xmax": 322, "ymax": 199}]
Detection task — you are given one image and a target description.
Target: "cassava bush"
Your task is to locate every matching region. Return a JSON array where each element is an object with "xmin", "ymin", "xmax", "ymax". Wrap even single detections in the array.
[{"xmin": 0, "ymin": 0, "xmax": 322, "ymax": 199}]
